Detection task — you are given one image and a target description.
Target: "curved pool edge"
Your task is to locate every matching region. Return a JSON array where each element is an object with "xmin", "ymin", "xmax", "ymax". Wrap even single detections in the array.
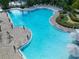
[
  {"xmin": 8, "ymin": 6, "xmax": 61, "ymax": 59},
  {"xmin": 7, "ymin": 8, "xmax": 33, "ymax": 59},
  {"xmin": 19, "ymin": 7, "xmax": 59, "ymax": 59},
  {"xmin": 18, "ymin": 28, "xmax": 32, "ymax": 58},
  {"xmin": 49, "ymin": 13, "xmax": 75, "ymax": 32}
]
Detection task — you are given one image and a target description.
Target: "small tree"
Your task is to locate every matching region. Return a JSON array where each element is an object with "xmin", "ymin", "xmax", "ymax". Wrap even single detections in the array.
[{"xmin": 1, "ymin": 0, "xmax": 9, "ymax": 10}]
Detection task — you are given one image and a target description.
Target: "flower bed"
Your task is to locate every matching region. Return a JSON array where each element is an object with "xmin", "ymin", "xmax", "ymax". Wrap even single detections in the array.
[
  {"xmin": 69, "ymin": 13, "xmax": 79, "ymax": 22},
  {"xmin": 56, "ymin": 14, "xmax": 79, "ymax": 29}
]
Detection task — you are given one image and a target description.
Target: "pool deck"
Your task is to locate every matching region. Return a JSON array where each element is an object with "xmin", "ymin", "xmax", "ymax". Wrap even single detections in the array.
[{"xmin": 0, "ymin": 12, "xmax": 31, "ymax": 59}]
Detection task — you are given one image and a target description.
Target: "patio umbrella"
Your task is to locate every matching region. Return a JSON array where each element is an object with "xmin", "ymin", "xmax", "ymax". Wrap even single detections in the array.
[
  {"xmin": 70, "ymin": 31, "xmax": 79, "ymax": 41},
  {"xmin": 67, "ymin": 44, "xmax": 79, "ymax": 57},
  {"xmin": 70, "ymin": 32, "xmax": 77, "ymax": 40}
]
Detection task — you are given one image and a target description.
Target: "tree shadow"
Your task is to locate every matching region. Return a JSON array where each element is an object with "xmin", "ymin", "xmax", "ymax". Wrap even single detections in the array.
[{"xmin": 69, "ymin": 55, "xmax": 79, "ymax": 59}]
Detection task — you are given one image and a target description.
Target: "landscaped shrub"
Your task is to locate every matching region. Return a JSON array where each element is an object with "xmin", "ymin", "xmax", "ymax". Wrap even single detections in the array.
[
  {"xmin": 74, "ymin": 9, "xmax": 79, "ymax": 14},
  {"xmin": 69, "ymin": 13, "xmax": 79, "ymax": 22},
  {"xmin": 72, "ymin": 0, "xmax": 79, "ymax": 9},
  {"xmin": 56, "ymin": 14, "xmax": 79, "ymax": 29}
]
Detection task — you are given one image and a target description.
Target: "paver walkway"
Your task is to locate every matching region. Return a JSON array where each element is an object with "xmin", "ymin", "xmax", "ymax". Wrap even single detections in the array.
[{"xmin": 0, "ymin": 12, "xmax": 31, "ymax": 59}]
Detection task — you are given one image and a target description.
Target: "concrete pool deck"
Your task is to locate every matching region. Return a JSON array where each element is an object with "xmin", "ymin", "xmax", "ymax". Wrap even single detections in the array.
[{"xmin": 0, "ymin": 12, "xmax": 31, "ymax": 59}]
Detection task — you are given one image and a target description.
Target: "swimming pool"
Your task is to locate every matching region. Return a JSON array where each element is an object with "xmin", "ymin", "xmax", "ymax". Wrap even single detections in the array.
[{"xmin": 8, "ymin": 8, "xmax": 72, "ymax": 59}]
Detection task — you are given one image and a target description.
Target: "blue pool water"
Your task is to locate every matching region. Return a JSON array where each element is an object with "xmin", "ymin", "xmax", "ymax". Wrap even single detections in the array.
[{"xmin": 8, "ymin": 8, "xmax": 72, "ymax": 59}]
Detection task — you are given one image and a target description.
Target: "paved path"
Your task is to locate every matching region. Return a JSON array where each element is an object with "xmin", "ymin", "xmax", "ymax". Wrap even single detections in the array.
[{"xmin": 0, "ymin": 12, "xmax": 31, "ymax": 59}]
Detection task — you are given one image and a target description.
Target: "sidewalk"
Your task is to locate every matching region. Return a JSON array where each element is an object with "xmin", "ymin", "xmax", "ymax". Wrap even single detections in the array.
[{"xmin": 0, "ymin": 12, "xmax": 31, "ymax": 59}]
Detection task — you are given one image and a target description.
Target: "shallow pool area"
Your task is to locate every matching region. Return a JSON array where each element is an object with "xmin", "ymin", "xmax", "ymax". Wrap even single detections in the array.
[{"xmin": 8, "ymin": 8, "xmax": 72, "ymax": 59}]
